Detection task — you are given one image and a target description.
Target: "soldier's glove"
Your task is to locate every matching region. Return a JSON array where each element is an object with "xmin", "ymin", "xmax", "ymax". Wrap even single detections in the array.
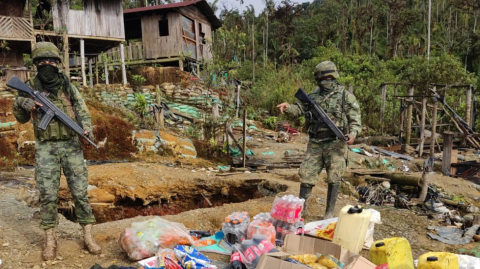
[
  {"xmin": 17, "ymin": 97, "xmax": 36, "ymax": 111},
  {"xmin": 85, "ymin": 130, "xmax": 95, "ymax": 142}
]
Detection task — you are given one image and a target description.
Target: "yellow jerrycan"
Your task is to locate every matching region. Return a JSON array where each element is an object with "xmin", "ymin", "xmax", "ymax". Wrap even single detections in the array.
[
  {"xmin": 369, "ymin": 237, "xmax": 414, "ymax": 269},
  {"xmin": 332, "ymin": 205, "xmax": 371, "ymax": 254},
  {"xmin": 417, "ymin": 252, "xmax": 459, "ymax": 269}
]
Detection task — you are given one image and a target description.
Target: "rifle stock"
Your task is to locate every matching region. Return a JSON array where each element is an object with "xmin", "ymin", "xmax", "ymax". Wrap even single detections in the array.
[{"xmin": 7, "ymin": 76, "xmax": 98, "ymax": 149}]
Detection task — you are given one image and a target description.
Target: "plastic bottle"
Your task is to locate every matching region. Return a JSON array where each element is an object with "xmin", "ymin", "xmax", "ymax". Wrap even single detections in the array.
[
  {"xmin": 295, "ymin": 218, "xmax": 305, "ymax": 235},
  {"xmin": 252, "ymin": 234, "xmax": 279, "ymax": 254},
  {"xmin": 240, "ymin": 239, "xmax": 262, "ymax": 266},
  {"xmin": 230, "ymin": 251, "xmax": 246, "ymax": 269},
  {"xmin": 295, "ymin": 199, "xmax": 305, "ymax": 221}
]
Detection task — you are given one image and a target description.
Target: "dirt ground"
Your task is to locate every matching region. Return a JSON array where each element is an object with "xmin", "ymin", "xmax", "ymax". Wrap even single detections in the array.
[{"xmin": 1, "ymin": 133, "xmax": 480, "ymax": 269}]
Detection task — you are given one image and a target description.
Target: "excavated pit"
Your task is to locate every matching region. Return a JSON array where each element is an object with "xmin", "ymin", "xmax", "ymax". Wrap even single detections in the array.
[{"xmin": 60, "ymin": 178, "xmax": 288, "ymax": 223}]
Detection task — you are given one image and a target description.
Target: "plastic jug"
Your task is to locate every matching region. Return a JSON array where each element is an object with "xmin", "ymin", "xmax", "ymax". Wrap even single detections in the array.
[
  {"xmin": 369, "ymin": 237, "xmax": 414, "ymax": 269},
  {"xmin": 332, "ymin": 205, "xmax": 371, "ymax": 254},
  {"xmin": 417, "ymin": 252, "xmax": 459, "ymax": 269}
]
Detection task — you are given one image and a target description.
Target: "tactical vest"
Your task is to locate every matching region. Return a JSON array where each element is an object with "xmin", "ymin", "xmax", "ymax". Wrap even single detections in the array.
[
  {"xmin": 306, "ymin": 86, "xmax": 348, "ymax": 138},
  {"xmin": 30, "ymin": 78, "xmax": 76, "ymax": 141}
]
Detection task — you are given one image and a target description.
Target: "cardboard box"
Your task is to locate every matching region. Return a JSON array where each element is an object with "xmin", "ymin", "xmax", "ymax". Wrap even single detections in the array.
[{"xmin": 256, "ymin": 235, "xmax": 376, "ymax": 269}]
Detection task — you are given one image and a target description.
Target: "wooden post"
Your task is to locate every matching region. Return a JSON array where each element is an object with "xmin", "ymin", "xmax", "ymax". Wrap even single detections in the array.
[
  {"xmin": 63, "ymin": 33, "xmax": 69, "ymax": 78},
  {"xmin": 236, "ymin": 84, "xmax": 241, "ymax": 118},
  {"xmin": 226, "ymin": 123, "xmax": 230, "ymax": 156},
  {"xmin": 380, "ymin": 84, "xmax": 387, "ymax": 135},
  {"xmin": 212, "ymin": 103, "xmax": 219, "ymax": 121},
  {"xmin": 80, "ymin": 39, "xmax": 86, "ymax": 86},
  {"xmin": 399, "ymin": 98, "xmax": 405, "ymax": 145},
  {"xmin": 442, "ymin": 132, "xmax": 454, "ymax": 176},
  {"xmin": 179, "ymin": 60, "xmax": 184, "ymax": 71},
  {"xmin": 104, "ymin": 57, "xmax": 109, "ymax": 85},
  {"xmin": 120, "ymin": 43, "xmax": 127, "ymax": 85},
  {"xmin": 419, "ymin": 160, "xmax": 431, "ymax": 202},
  {"xmin": 466, "ymin": 86, "xmax": 473, "ymax": 127},
  {"xmin": 88, "ymin": 58, "xmax": 93, "ymax": 87},
  {"xmin": 159, "ymin": 107, "xmax": 164, "ymax": 128},
  {"xmin": 95, "ymin": 58, "xmax": 98, "ymax": 84},
  {"xmin": 430, "ymin": 86, "xmax": 437, "ymax": 156},
  {"xmin": 419, "ymin": 97, "xmax": 427, "ymax": 156},
  {"xmin": 450, "ymin": 149, "xmax": 458, "ymax": 176},
  {"xmin": 242, "ymin": 110, "xmax": 247, "ymax": 168},
  {"xmin": 405, "ymin": 86, "xmax": 414, "ymax": 145}
]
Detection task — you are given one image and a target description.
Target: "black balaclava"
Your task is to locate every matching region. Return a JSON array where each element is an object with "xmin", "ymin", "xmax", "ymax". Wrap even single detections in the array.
[{"xmin": 35, "ymin": 59, "xmax": 63, "ymax": 96}]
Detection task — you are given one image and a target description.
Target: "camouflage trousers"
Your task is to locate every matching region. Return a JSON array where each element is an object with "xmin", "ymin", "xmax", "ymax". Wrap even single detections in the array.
[
  {"xmin": 299, "ymin": 139, "xmax": 347, "ymax": 185},
  {"xmin": 35, "ymin": 137, "xmax": 96, "ymax": 229}
]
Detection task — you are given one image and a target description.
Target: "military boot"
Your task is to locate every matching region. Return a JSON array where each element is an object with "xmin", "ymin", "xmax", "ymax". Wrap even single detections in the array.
[
  {"xmin": 324, "ymin": 183, "xmax": 340, "ymax": 219},
  {"xmin": 42, "ymin": 228, "xmax": 57, "ymax": 261},
  {"xmin": 299, "ymin": 183, "xmax": 314, "ymax": 218},
  {"xmin": 82, "ymin": 224, "xmax": 102, "ymax": 254}
]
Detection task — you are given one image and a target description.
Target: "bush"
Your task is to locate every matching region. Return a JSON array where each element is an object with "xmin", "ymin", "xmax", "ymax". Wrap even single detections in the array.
[{"xmin": 131, "ymin": 74, "xmax": 147, "ymax": 86}]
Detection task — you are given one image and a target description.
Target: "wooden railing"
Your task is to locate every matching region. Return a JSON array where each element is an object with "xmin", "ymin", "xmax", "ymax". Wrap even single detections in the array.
[
  {"xmin": 0, "ymin": 16, "xmax": 33, "ymax": 40},
  {"xmin": 105, "ymin": 42, "xmax": 145, "ymax": 63}
]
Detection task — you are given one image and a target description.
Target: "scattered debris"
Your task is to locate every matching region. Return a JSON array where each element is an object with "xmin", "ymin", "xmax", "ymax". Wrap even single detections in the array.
[{"xmin": 427, "ymin": 225, "xmax": 480, "ymax": 245}]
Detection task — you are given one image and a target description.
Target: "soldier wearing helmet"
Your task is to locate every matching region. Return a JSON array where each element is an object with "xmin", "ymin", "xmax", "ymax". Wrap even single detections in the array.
[
  {"xmin": 12, "ymin": 42, "xmax": 101, "ymax": 260},
  {"xmin": 277, "ymin": 61, "xmax": 361, "ymax": 220}
]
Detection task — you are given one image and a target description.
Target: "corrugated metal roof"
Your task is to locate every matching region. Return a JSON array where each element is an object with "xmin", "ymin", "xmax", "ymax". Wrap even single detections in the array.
[{"xmin": 124, "ymin": 0, "xmax": 221, "ymax": 29}]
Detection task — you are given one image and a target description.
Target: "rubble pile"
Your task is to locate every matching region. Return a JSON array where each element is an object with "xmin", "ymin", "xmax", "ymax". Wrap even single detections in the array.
[{"xmin": 132, "ymin": 130, "xmax": 197, "ymax": 158}]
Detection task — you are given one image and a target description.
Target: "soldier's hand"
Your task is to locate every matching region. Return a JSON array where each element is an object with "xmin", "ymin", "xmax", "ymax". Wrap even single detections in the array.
[
  {"xmin": 17, "ymin": 97, "xmax": 38, "ymax": 111},
  {"xmin": 276, "ymin": 102, "xmax": 290, "ymax": 114},
  {"xmin": 84, "ymin": 130, "xmax": 95, "ymax": 142},
  {"xmin": 345, "ymin": 134, "xmax": 355, "ymax": 145}
]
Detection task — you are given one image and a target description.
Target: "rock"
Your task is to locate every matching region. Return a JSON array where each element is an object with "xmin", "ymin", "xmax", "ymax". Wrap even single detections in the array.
[
  {"xmin": 32, "ymin": 265, "xmax": 41, "ymax": 269},
  {"xmin": 467, "ymin": 205, "xmax": 480, "ymax": 213},
  {"xmin": 100, "ymin": 254, "xmax": 105, "ymax": 258},
  {"xmin": 2, "ymin": 243, "xmax": 9, "ymax": 247},
  {"xmin": 464, "ymin": 214, "xmax": 475, "ymax": 222}
]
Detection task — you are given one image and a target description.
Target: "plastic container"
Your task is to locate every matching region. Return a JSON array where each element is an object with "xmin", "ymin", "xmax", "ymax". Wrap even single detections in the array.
[
  {"xmin": 332, "ymin": 205, "xmax": 372, "ymax": 254},
  {"xmin": 369, "ymin": 237, "xmax": 414, "ymax": 269},
  {"xmin": 246, "ymin": 221, "xmax": 276, "ymax": 243},
  {"xmin": 270, "ymin": 195, "xmax": 305, "ymax": 223},
  {"xmin": 417, "ymin": 252, "xmax": 459, "ymax": 269},
  {"xmin": 295, "ymin": 218, "xmax": 305, "ymax": 235},
  {"xmin": 222, "ymin": 212, "xmax": 250, "ymax": 244}
]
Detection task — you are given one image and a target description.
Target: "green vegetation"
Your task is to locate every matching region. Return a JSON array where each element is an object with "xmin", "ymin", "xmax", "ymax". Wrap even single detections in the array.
[
  {"xmin": 201, "ymin": 0, "xmax": 480, "ymax": 135},
  {"xmin": 131, "ymin": 74, "xmax": 147, "ymax": 86}
]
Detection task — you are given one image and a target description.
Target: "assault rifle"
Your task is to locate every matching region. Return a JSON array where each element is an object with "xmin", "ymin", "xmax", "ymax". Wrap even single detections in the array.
[
  {"xmin": 7, "ymin": 76, "xmax": 98, "ymax": 149},
  {"xmin": 294, "ymin": 88, "xmax": 348, "ymax": 142}
]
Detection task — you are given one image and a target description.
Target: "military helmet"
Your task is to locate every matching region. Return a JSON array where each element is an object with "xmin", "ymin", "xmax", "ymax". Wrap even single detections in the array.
[
  {"xmin": 32, "ymin": 42, "xmax": 61, "ymax": 63},
  {"xmin": 314, "ymin": 61, "xmax": 339, "ymax": 80}
]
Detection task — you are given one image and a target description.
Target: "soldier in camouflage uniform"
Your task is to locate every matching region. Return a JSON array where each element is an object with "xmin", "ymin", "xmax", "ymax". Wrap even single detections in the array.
[
  {"xmin": 12, "ymin": 42, "xmax": 101, "ymax": 260},
  {"xmin": 277, "ymin": 61, "xmax": 361, "ymax": 219}
]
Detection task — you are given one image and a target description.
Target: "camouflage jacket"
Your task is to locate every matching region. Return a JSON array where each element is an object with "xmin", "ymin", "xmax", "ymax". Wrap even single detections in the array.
[
  {"xmin": 12, "ymin": 77, "xmax": 92, "ymax": 137},
  {"xmin": 285, "ymin": 84, "xmax": 362, "ymax": 141}
]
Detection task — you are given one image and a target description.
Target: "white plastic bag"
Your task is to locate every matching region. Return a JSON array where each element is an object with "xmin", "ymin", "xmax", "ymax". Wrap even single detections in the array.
[
  {"xmin": 363, "ymin": 209, "xmax": 382, "ymax": 249},
  {"xmin": 457, "ymin": 255, "xmax": 480, "ymax": 269}
]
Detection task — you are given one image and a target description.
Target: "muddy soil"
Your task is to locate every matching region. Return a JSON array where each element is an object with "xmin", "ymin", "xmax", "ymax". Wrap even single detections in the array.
[{"xmin": 1, "ymin": 135, "xmax": 480, "ymax": 269}]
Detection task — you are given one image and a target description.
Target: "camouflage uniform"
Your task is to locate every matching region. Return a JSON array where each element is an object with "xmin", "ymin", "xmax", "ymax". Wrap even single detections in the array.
[
  {"xmin": 12, "ymin": 44, "xmax": 96, "ymax": 230},
  {"xmin": 286, "ymin": 84, "xmax": 362, "ymax": 185},
  {"xmin": 284, "ymin": 61, "xmax": 361, "ymax": 219}
]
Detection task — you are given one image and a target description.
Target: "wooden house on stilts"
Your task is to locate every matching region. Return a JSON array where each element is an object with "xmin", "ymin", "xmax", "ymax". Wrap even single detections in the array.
[
  {"xmin": 105, "ymin": 0, "xmax": 221, "ymax": 71},
  {"xmin": 0, "ymin": 0, "xmax": 127, "ymax": 85}
]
